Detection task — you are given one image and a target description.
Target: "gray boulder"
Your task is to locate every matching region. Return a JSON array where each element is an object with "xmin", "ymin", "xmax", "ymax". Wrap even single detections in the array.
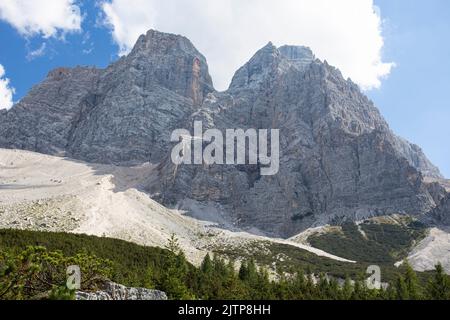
[{"xmin": 76, "ymin": 281, "xmax": 167, "ymax": 301}]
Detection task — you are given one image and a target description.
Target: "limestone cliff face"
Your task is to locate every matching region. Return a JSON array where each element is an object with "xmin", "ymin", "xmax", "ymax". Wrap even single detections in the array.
[
  {"xmin": 0, "ymin": 30, "xmax": 444, "ymax": 237},
  {"xmin": 153, "ymin": 42, "xmax": 442, "ymax": 236},
  {"xmin": 67, "ymin": 30, "xmax": 214, "ymax": 165},
  {"xmin": 0, "ymin": 67, "xmax": 101, "ymax": 156},
  {"xmin": 429, "ymin": 195, "xmax": 450, "ymax": 226},
  {"xmin": 0, "ymin": 30, "xmax": 213, "ymax": 165}
]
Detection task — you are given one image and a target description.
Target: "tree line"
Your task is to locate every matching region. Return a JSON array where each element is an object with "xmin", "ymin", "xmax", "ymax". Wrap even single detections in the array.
[
  {"xmin": 158, "ymin": 234, "xmax": 450, "ymax": 300},
  {"xmin": 1, "ymin": 231, "xmax": 449, "ymax": 300}
]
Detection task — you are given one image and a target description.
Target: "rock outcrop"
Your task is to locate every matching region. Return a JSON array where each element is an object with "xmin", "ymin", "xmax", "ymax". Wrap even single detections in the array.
[
  {"xmin": 429, "ymin": 195, "xmax": 450, "ymax": 226},
  {"xmin": 75, "ymin": 281, "xmax": 167, "ymax": 301},
  {"xmin": 0, "ymin": 29, "xmax": 445, "ymax": 238}
]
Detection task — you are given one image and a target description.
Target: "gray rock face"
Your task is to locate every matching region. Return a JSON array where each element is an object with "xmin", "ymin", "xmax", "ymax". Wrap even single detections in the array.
[
  {"xmin": 0, "ymin": 30, "xmax": 445, "ymax": 237},
  {"xmin": 154, "ymin": 42, "xmax": 443, "ymax": 236},
  {"xmin": 0, "ymin": 30, "xmax": 213, "ymax": 165},
  {"xmin": 75, "ymin": 281, "xmax": 167, "ymax": 300},
  {"xmin": 429, "ymin": 195, "xmax": 450, "ymax": 226},
  {"xmin": 0, "ymin": 67, "xmax": 102, "ymax": 156}
]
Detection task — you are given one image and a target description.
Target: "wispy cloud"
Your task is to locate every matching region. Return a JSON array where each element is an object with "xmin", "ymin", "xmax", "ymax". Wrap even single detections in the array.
[
  {"xmin": 81, "ymin": 31, "xmax": 94, "ymax": 54},
  {"xmin": 83, "ymin": 47, "xmax": 94, "ymax": 55},
  {"xmin": 26, "ymin": 43, "xmax": 47, "ymax": 61}
]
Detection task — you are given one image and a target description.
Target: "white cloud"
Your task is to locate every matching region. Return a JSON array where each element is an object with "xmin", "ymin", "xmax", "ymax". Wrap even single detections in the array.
[
  {"xmin": 100, "ymin": 0, "xmax": 393, "ymax": 91},
  {"xmin": 0, "ymin": 0, "xmax": 82, "ymax": 38},
  {"xmin": 0, "ymin": 64, "xmax": 15, "ymax": 110},
  {"xmin": 26, "ymin": 43, "xmax": 47, "ymax": 61},
  {"xmin": 100, "ymin": 0, "xmax": 155, "ymax": 56}
]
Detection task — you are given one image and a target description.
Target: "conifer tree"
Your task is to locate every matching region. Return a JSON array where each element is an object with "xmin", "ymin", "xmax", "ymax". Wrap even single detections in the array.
[
  {"xmin": 404, "ymin": 263, "xmax": 421, "ymax": 300},
  {"xmin": 292, "ymin": 269, "xmax": 306, "ymax": 300},
  {"xmin": 304, "ymin": 272, "xmax": 316, "ymax": 299},
  {"xmin": 328, "ymin": 278, "xmax": 341, "ymax": 300},
  {"xmin": 201, "ymin": 253, "xmax": 213, "ymax": 274},
  {"xmin": 351, "ymin": 280, "xmax": 365, "ymax": 300},
  {"xmin": 165, "ymin": 233, "xmax": 181, "ymax": 254},
  {"xmin": 395, "ymin": 276, "xmax": 409, "ymax": 300},
  {"xmin": 317, "ymin": 273, "xmax": 330, "ymax": 300},
  {"xmin": 426, "ymin": 263, "xmax": 450, "ymax": 300},
  {"xmin": 342, "ymin": 277, "xmax": 353, "ymax": 300},
  {"xmin": 158, "ymin": 236, "xmax": 193, "ymax": 299},
  {"xmin": 384, "ymin": 282, "xmax": 397, "ymax": 300}
]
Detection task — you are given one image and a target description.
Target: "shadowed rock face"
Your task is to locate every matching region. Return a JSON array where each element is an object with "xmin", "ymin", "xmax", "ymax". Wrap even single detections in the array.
[
  {"xmin": 429, "ymin": 195, "xmax": 450, "ymax": 226},
  {"xmin": 0, "ymin": 30, "xmax": 445, "ymax": 237}
]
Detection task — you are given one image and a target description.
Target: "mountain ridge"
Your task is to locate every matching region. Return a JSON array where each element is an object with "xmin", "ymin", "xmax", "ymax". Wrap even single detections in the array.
[{"xmin": 0, "ymin": 29, "xmax": 446, "ymax": 238}]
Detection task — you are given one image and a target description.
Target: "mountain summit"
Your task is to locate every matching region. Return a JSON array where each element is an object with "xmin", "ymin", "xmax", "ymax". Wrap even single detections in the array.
[{"xmin": 0, "ymin": 29, "xmax": 446, "ymax": 237}]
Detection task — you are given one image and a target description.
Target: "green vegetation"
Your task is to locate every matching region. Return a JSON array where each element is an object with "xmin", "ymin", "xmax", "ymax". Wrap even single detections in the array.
[
  {"xmin": 0, "ymin": 246, "xmax": 112, "ymax": 300},
  {"xmin": 427, "ymin": 263, "xmax": 450, "ymax": 300},
  {"xmin": 308, "ymin": 220, "xmax": 427, "ymax": 264},
  {"xmin": 0, "ymin": 229, "xmax": 195, "ymax": 295},
  {"xmin": 1, "ymin": 229, "xmax": 449, "ymax": 300},
  {"xmin": 212, "ymin": 239, "xmax": 416, "ymax": 284},
  {"xmin": 215, "ymin": 240, "xmax": 365, "ymax": 279}
]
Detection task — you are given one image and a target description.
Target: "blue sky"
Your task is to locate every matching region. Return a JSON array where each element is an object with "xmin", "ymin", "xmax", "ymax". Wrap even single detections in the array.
[
  {"xmin": 0, "ymin": 0, "xmax": 448, "ymax": 177},
  {"xmin": 0, "ymin": 1, "xmax": 117, "ymax": 101},
  {"xmin": 370, "ymin": 0, "xmax": 450, "ymax": 177}
]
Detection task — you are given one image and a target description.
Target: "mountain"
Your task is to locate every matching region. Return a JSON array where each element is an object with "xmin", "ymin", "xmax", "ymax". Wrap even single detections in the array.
[
  {"xmin": 0, "ymin": 30, "xmax": 213, "ymax": 165},
  {"xmin": 0, "ymin": 29, "xmax": 447, "ymax": 240},
  {"xmin": 151, "ymin": 38, "xmax": 444, "ymax": 237}
]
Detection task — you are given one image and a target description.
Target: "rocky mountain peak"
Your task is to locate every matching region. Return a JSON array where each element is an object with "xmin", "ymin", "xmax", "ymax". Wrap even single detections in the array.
[
  {"xmin": 123, "ymin": 29, "xmax": 214, "ymax": 104},
  {"xmin": 229, "ymin": 41, "xmax": 289, "ymax": 90},
  {"xmin": 278, "ymin": 45, "xmax": 314, "ymax": 59},
  {"xmin": 131, "ymin": 29, "xmax": 202, "ymax": 57},
  {"xmin": 278, "ymin": 45, "xmax": 315, "ymax": 68},
  {"xmin": 229, "ymin": 43, "xmax": 318, "ymax": 91}
]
